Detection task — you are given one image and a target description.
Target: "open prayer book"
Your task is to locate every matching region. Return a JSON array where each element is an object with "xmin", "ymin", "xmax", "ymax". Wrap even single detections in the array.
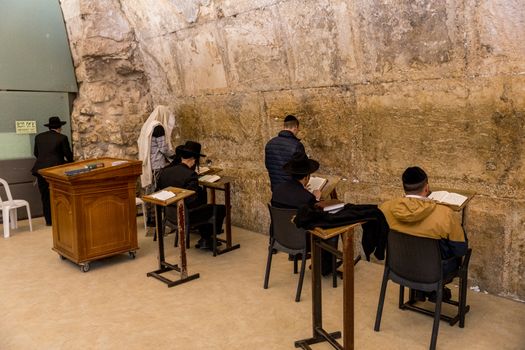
[
  {"xmin": 428, "ymin": 191, "xmax": 468, "ymax": 207},
  {"xmin": 199, "ymin": 174, "xmax": 221, "ymax": 183},
  {"xmin": 150, "ymin": 190, "xmax": 176, "ymax": 201},
  {"xmin": 307, "ymin": 176, "xmax": 328, "ymax": 193},
  {"xmin": 197, "ymin": 166, "xmax": 211, "ymax": 175}
]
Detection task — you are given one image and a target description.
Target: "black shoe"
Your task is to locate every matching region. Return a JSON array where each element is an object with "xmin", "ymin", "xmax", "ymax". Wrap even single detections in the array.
[
  {"xmin": 45, "ymin": 223, "xmax": 52, "ymax": 227},
  {"xmin": 427, "ymin": 287, "xmax": 452, "ymax": 303}
]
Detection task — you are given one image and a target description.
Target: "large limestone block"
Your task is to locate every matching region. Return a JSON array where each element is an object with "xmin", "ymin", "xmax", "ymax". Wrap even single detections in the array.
[
  {"xmin": 277, "ymin": 0, "xmax": 359, "ymax": 86},
  {"xmin": 140, "ymin": 36, "xmax": 184, "ymax": 99},
  {"xmin": 262, "ymin": 87, "xmax": 358, "ymax": 177},
  {"xmin": 226, "ymin": 168, "xmax": 271, "ymax": 231},
  {"xmin": 216, "ymin": 0, "xmax": 280, "ymax": 18},
  {"xmin": 174, "ymin": 23, "xmax": 228, "ymax": 95},
  {"xmin": 175, "ymin": 93, "xmax": 264, "ymax": 169},
  {"xmin": 355, "ymin": 79, "xmax": 470, "ymax": 183},
  {"xmin": 466, "ymin": 76, "xmax": 525, "ymax": 198},
  {"xmin": 466, "ymin": 0, "xmax": 525, "ymax": 76},
  {"xmin": 467, "ymin": 198, "xmax": 525, "ymax": 299},
  {"xmin": 220, "ymin": 7, "xmax": 290, "ymax": 91},
  {"xmin": 354, "ymin": 0, "xmax": 465, "ymax": 82},
  {"xmin": 121, "ymin": 0, "xmax": 192, "ymax": 39}
]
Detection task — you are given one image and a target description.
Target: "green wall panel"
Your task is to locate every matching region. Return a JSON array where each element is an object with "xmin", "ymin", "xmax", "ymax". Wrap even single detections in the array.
[
  {"xmin": 0, "ymin": 0, "xmax": 77, "ymax": 92},
  {"xmin": 0, "ymin": 91, "xmax": 72, "ymax": 160}
]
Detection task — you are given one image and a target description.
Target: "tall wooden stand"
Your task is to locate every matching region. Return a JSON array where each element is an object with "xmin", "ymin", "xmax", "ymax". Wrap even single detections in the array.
[
  {"xmin": 143, "ymin": 187, "xmax": 200, "ymax": 287},
  {"xmin": 199, "ymin": 175, "xmax": 240, "ymax": 256},
  {"xmin": 295, "ymin": 223, "xmax": 362, "ymax": 350},
  {"xmin": 39, "ymin": 158, "xmax": 142, "ymax": 272}
]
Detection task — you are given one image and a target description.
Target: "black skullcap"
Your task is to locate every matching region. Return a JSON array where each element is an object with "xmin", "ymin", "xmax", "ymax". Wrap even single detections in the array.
[
  {"xmin": 284, "ymin": 115, "xmax": 298, "ymax": 123},
  {"xmin": 402, "ymin": 167, "xmax": 427, "ymax": 185}
]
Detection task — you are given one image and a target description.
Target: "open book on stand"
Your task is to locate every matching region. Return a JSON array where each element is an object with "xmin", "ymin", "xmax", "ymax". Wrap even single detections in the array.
[
  {"xmin": 428, "ymin": 191, "xmax": 468, "ymax": 207},
  {"xmin": 199, "ymin": 174, "xmax": 221, "ymax": 183},
  {"xmin": 307, "ymin": 176, "xmax": 327, "ymax": 193}
]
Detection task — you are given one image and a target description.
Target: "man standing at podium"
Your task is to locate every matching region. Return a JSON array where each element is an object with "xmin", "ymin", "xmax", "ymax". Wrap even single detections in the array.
[{"xmin": 31, "ymin": 116, "xmax": 73, "ymax": 226}]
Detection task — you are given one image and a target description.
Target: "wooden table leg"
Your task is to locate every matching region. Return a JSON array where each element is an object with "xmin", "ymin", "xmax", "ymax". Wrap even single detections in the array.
[
  {"xmin": 224, "ymin": 182, "xmax": 232, "ymax": 247},
  {"xmin": 177, "ymin": 200, "xmax": 188, "ymax": 279},
  {"xmin": 155, "ymin": 204, "xmax": 165, "ymax": 269},
  {"xmin": 342, "ymin": 228, "xmax": 355, "ymax": 349}
]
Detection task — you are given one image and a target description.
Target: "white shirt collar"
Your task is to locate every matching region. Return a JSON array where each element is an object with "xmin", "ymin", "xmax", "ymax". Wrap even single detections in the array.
[{"xmin": 405, "ymin": 194, "xmax": 430, "ymax": 200}]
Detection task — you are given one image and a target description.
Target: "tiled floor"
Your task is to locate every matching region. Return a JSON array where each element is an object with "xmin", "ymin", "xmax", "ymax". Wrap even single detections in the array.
[{"xmin": 0, "ymin": 218, "xmax": 524, "ymax": 349}]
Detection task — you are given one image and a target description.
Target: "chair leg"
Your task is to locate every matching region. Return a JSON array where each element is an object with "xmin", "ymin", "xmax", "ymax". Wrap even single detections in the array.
[
  {"xmin": 430, "ymin": 284, "xmax": 443, "ymax": 350},
  {"xmin": 10, "ymin": 209, "xmax": 17, "ymax": 229},
  {"xmin": 293, "ymin": 256, "xmax": 298, "ymax": 274},
  {"xmin": 399, "ymin": 285, "xmax": 405, "ymax": 308},
  {"xmin": 374, "ymin": 267, "xmax": 390, "ymax": 331},
  {"xmin": 26, "ymin": 205, "xmax": 32, "ymax": 232},
  {"xmin": 295, "ymin": 250, "xmax": 307, "ymax": 302},
  {"xmin": 263, "ymin": 240, "xmax": 275, "ymax": 289},
  {"xmin": 3, "ymin": 208, "xmax": 11, "ymax": 238},
  {"xmin": 459, "ymin": 272, "xmax": 468, "ymax": 328}
]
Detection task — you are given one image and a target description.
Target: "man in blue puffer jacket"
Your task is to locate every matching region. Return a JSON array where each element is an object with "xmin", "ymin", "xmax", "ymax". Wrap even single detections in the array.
[{"xmin": 264, "ymin": 115, "xmax": 306, "ymax": 191}]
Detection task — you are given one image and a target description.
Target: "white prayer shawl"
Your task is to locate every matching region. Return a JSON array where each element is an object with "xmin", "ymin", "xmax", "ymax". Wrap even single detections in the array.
[{"xmin": 138, "ymin": 106, "xmax": 175, "ymax": 188}]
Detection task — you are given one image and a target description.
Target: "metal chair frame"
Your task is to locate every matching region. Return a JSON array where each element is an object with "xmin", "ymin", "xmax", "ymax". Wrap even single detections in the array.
[{"xmin": 374, "ymin": 229, "xmax": 471, "ymax": 350}]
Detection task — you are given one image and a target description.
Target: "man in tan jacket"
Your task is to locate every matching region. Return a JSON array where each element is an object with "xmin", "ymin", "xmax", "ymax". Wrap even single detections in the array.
[{"xmin": 379, "ymin": 166, "xmax": 468, "ymax": 300}]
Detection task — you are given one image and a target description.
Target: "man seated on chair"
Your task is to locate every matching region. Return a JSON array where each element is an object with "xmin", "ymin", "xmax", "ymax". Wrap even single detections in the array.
[
  {"xmin": 271, "ymin": 152, "xmax": 338, "ymax": 276},
  {"xmin": 379, "ymin": 166, "xmax": 468, "ymax": 300},
  {"xmin": 157, "ymin": 141, "xmax": 225, "ymax": 250}
]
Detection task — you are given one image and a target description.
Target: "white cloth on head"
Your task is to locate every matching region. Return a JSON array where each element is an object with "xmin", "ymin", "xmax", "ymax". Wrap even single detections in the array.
[{"xmin": 138, "ymin": 106, "xmax": 175, "ymax": 188}]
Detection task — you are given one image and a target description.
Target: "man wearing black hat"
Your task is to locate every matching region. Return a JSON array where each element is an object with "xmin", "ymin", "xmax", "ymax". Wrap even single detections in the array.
[
  {"xmin": 31, "ymin": 116, "xmax": 74, "ymax": 226},
  {"xmin": 271, "ymin": 152, "xmax": 338, "ymax": 276},
  {"xmin": 157, "ymin": 141, "xmax": 226, "ymax": 250},
  {"xmin": 265, "ymin": 115, "xmax": 306, "ymax": 192},
  {"xmin": 379, "ymin": 166, "xmax": 468, "ymax": 300}
]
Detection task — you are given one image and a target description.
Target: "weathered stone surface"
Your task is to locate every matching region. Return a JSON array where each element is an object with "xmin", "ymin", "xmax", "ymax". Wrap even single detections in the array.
[
  {"xmin": 175, "ymin": 93, "xmax": 264, "ymax": 169},
  {"xmin": 467, "ymin": 198, "xmax": 525, "ymax": 300},
  {"xmin": 59, "ymin": 0, "xmax": 525, "ymax": 300},
  {"xmin": 216, "ymin": 0, "xmax": 280, "ymax": 18},
  {"xmin": 278, "ymin": 0, "xmax": 359, "ymax": 86},
  {"xmin": 466, "ymin": 0, "xmax": 525, "ymax": 76},
  {"xmin": 174, "ymin": 24, "xmax": 229, "ymax": 95},
  {"xmin": 220, "ymin": 7, "xmax": 290, "ymax": 91},
  {"xmin": 354, "ymin": 0, "xmax": 465, "ymax": 81}
]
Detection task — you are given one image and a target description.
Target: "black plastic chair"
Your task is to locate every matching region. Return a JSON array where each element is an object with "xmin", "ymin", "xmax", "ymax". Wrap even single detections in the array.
[
  {"xmin": 264, "ymin": 205, "xmax": 309, "ymax": 302},
  {"xmin": 374, "ymin": 230, "xmax": 471, "ymax": 350}
]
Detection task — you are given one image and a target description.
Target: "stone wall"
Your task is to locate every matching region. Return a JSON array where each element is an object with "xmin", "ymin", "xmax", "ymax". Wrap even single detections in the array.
[{"xmin": 59, "ymin": 0, "xmax": 524, "ymax": 301}]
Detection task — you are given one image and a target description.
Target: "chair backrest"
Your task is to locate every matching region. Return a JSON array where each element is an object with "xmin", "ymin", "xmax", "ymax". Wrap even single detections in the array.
[
  {"xmin": 387, "ymin": 230, "xmax": 442, "ymax": 284},
  {"xmin": 268, "ymin": 204, "xmax": 307, "ymax": 251},
  {"xmin": 0, "ymin": 178, "xmax": 14, "ymax": 203}
]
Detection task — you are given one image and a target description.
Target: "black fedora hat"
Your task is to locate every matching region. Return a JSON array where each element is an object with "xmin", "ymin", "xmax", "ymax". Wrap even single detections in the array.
[
  {"xmin": 177, "ymin": 141, "xmax": 206, "ymax": 159},
  {"xmin": 283, "ymin": 152, "xmax": 319, "ymax": 175},
  {"xmin": 44, "ymin": 116, "xmax": 67, "ymax": 128}
]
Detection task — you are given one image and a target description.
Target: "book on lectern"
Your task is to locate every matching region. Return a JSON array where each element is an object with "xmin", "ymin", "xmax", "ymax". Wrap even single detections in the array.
[
  {"xmin": 307, "ymin": 176, "xmax": 327, "ymax": 193},
  {"xmin": 428, "ymin": 191, "xmax": 468, "ymax": 207}
]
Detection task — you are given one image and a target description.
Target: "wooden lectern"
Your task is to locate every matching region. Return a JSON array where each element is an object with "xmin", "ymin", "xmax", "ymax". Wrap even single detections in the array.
[{"xmin": 39, "ymin": 158, "xmax": 142, "ymax": 272}]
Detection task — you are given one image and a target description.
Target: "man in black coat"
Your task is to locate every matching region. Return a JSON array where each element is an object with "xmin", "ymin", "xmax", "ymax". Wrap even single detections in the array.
[
  {"xmin": 271, "ymin": 152, "xmax": 338, "ymax": 276},
  {"xmin": 264, "ymin": 115, "xmax": 306, "ymax": 192},
  {"xmin": 31, "ymin": 116, "xmax": 73, "ymax": 226},
  {"xmin": 157, "ymin": 141, "xmax": 225, "ymax": 250}
]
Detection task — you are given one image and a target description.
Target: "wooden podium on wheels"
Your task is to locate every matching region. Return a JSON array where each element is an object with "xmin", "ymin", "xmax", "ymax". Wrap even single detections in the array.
[{"xmin": 39, "ymin": 158, "xmax": 142, "ymax": 272}]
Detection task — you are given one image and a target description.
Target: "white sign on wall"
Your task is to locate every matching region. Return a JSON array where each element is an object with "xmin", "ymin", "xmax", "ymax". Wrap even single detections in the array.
[{"xmin": 15, "ymin": 120, "xmax": 37, "ymax": 134}]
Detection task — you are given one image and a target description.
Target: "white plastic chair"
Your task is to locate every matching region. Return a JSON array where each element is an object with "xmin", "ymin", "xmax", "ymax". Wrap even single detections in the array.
[
  {"xmin": 136, "ymin": 197, "xmax": 147, "ymax": 231},
  {"xmin": 0, "ymin": 178, "xmax": 33, "ymax": 238}
]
